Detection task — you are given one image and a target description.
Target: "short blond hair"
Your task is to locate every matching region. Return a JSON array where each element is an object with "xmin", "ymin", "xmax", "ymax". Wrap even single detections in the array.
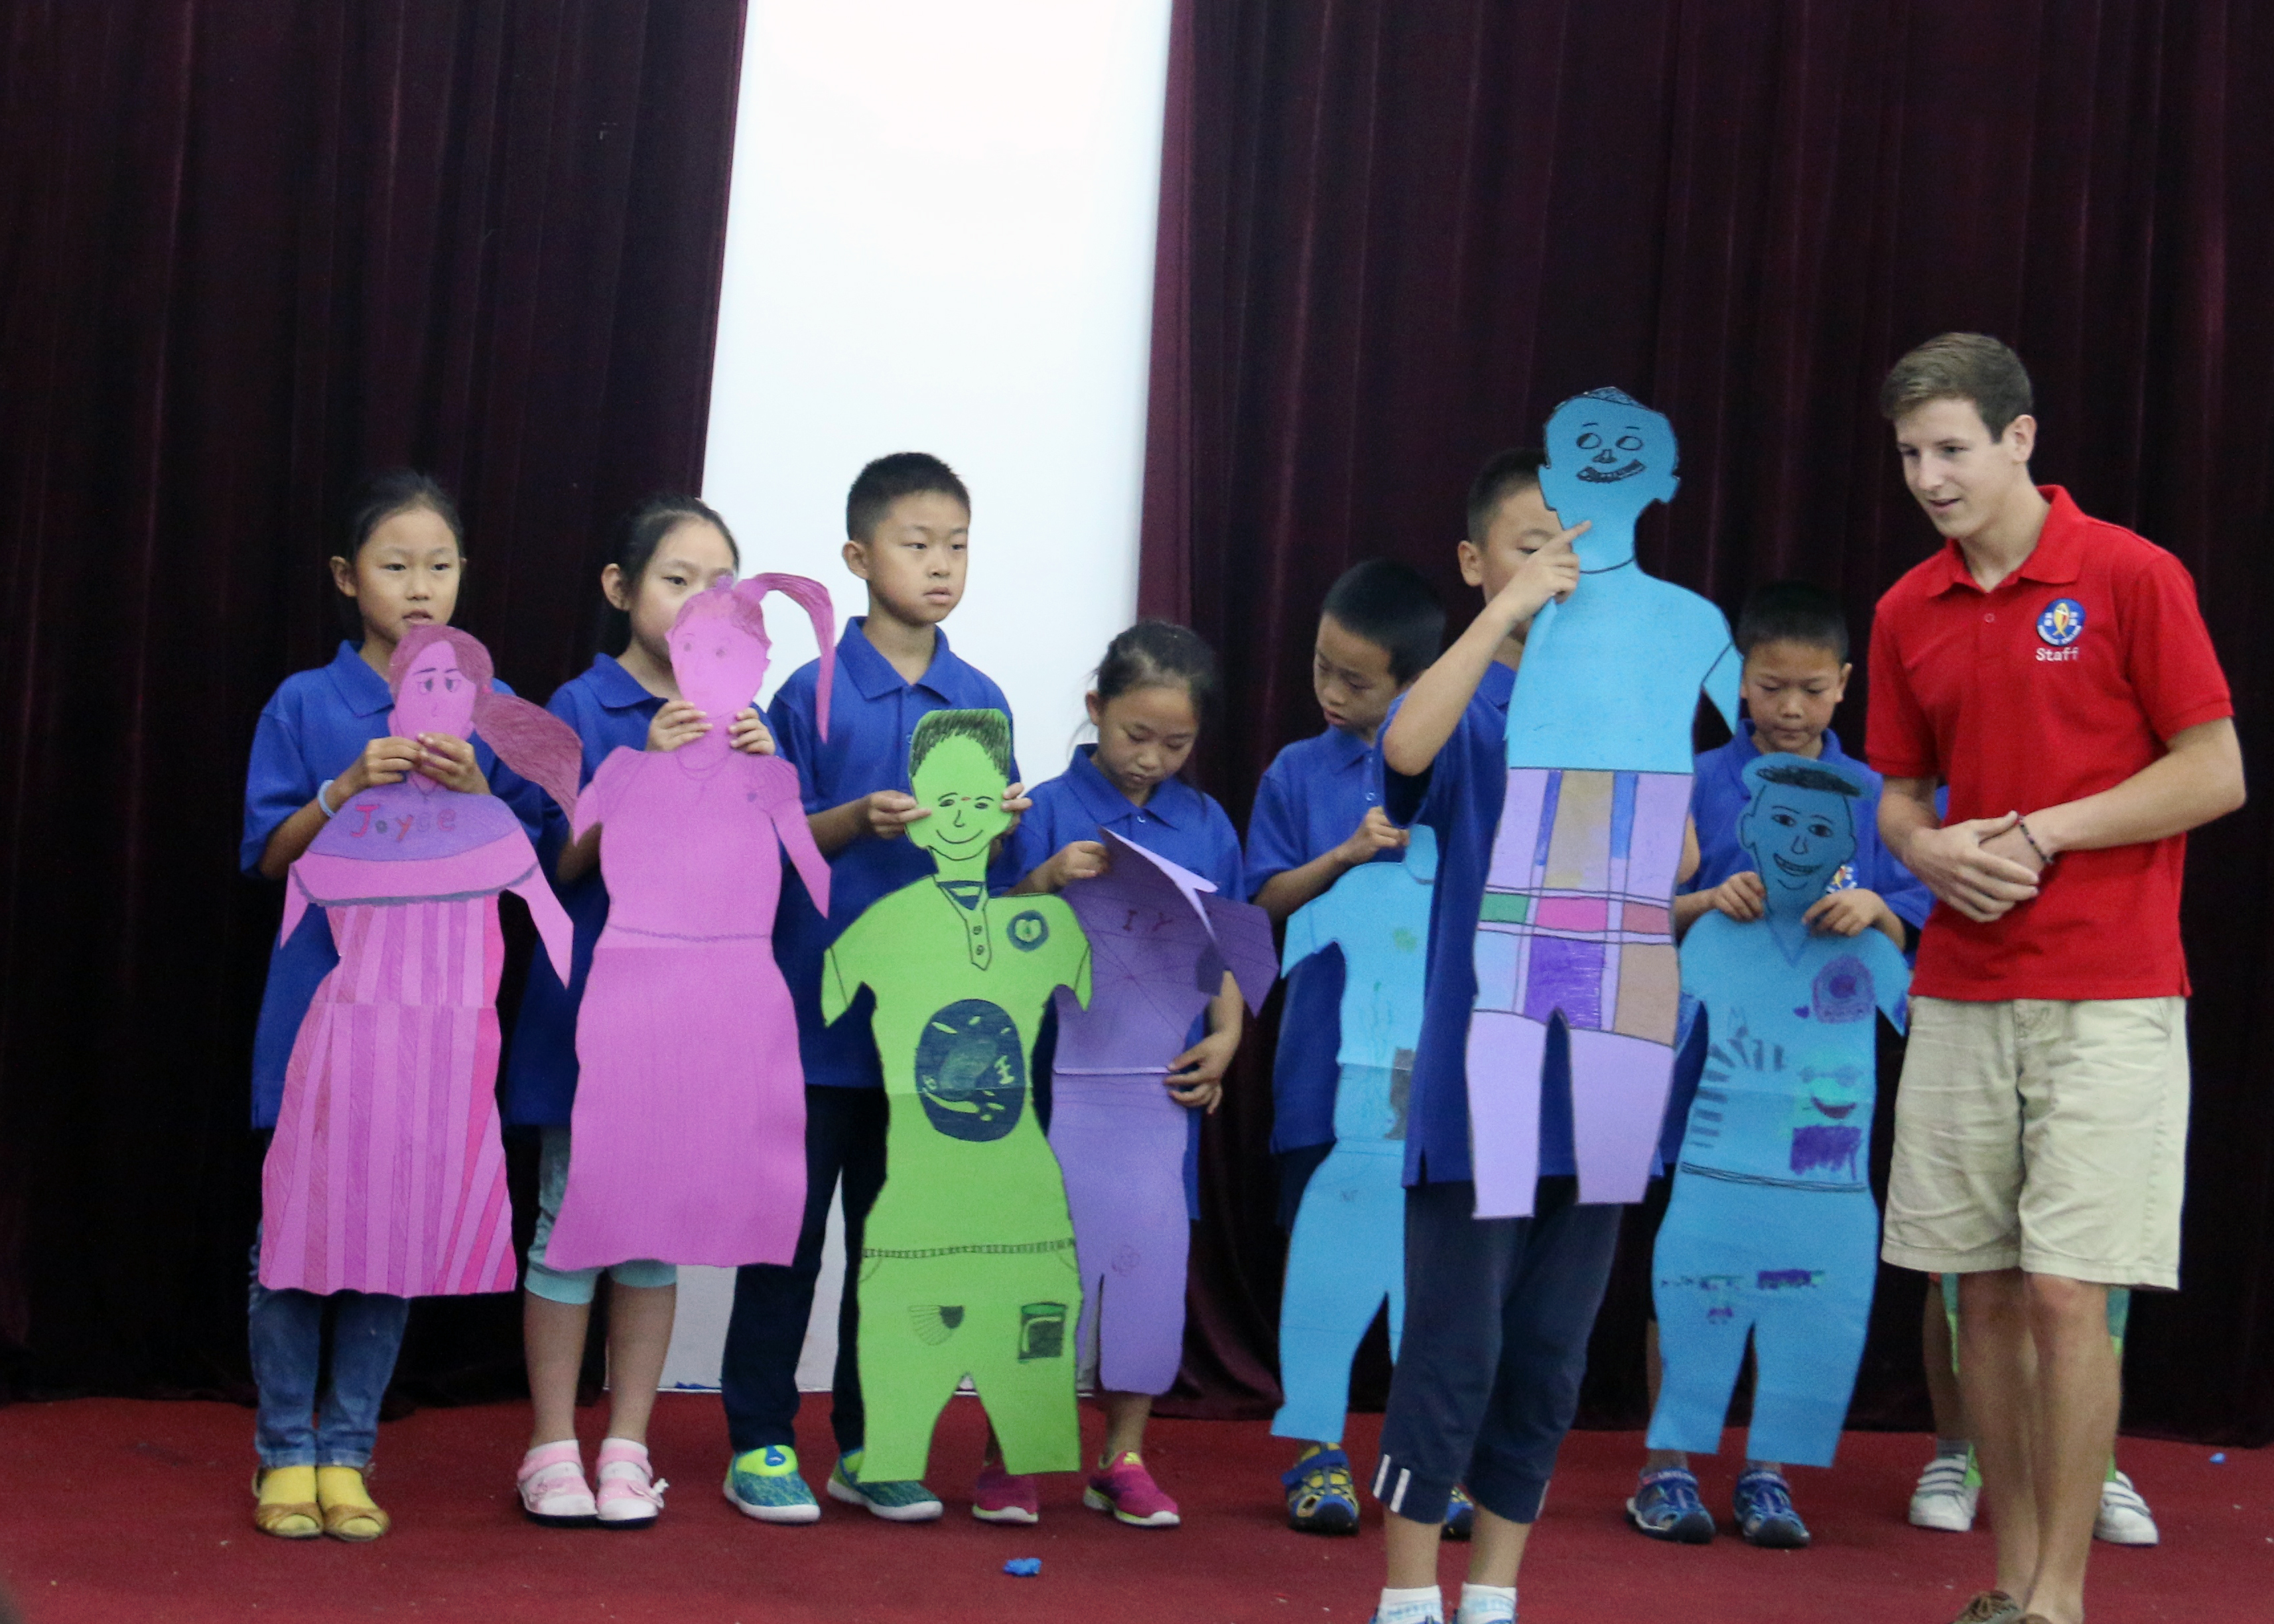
[{"xmin": 1880, "ymin": 333, "xmax": 2033, "ymax": 439}]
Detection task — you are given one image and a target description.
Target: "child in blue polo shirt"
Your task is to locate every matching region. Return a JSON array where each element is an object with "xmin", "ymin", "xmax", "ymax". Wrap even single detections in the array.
[
  {"xmin": 1247, "ymin": 560, "xmax": 1449, "ymax": 1534},
  {"xmin": 1364, "ymin": 449, "xmax": 1611, "ymax": 1624},
  {"xmin": 1626, "ymin": 580, "xmax": 1930, "ymax": 1550},
  {"xmin": 240, "ymin": 470, "xmax": 545, "ymax": 1541},
  {"xmin": 507, "ymin": 496, "xmax": 777, "ymax": 1528},
  {"xmin": 719, "ymin": 453, "xmax": 1020, "ymax": 1528},
  {"xmin": 1006, "ymin": 620, "xmax": 1246, "ymax": 1530}
]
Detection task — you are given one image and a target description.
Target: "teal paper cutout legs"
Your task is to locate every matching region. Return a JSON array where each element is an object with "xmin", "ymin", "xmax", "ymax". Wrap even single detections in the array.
[
  {"xmin": 1271, "ymin": 1131, "xmax": 1405, "ymax": 1445},
  {"xmin": 1647, "ymin": 1177, "xmax": 1879, "ymax": 1467}
]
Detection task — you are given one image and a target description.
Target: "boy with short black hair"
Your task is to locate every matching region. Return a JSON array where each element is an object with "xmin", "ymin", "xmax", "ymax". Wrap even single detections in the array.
[
  {"xmin": 1627, "ymin": 578, "xmax": 1930, "ymax": 1549},
  {"xmin": 719, "ymin": 450, "xmax": 1025, "ymax": 1527},
  {"xmin": 1359, "ymin": 449, "xmax": 1611, "ymax": 1624},
  {"xmin": 1247, "ymin": 559, "xmax": 1447, "ymax": 1533}
]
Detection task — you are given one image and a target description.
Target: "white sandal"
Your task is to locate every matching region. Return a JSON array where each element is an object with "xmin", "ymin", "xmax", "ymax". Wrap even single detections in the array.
[
  {"xmin": 517, "ymin": 1440, "xmax": 598, "ymax": 1526},
  {"xmin": 594, "ymin": 1438, "xmax": 667, "ymax": 1528}
]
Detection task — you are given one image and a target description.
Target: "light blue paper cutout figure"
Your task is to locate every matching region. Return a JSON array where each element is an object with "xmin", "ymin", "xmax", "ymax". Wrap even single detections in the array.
[
  {"xmin": 1468, "ymin": 388, "xmax": 1742, "ymax": 1217},
  {"xmin": 1647, "ymin": 753, "xmax": 1908, "ymax": 1467},
  {"xmin": 1270, "ymin": 827, "xmax": 1438, "ymax": 1445}
]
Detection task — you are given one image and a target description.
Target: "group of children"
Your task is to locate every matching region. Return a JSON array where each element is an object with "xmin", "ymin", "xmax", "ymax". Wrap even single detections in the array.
[{"xmin": 237, "ymin": 441, "xmax": 2156, "ymax": 1603}]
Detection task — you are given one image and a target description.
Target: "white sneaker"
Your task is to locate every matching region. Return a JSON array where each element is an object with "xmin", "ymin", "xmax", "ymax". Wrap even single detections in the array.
[
  {"xmin": 1909, "ymin": 1453, "xmax": 1978, "ymax": 1532},
  {"xmin": 2094, "ymin": 1469, "xmax": 2159, "ymax": 1545}
]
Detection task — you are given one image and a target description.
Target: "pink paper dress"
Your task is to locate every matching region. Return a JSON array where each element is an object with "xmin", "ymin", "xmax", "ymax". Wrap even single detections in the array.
[
  {"xmin": 545, "ymin": 575, "xmax": 833, "ymax": 1272},
  {"xmin": 262, "ymin": 781, "xmax": 571, "ymax": 1297}
]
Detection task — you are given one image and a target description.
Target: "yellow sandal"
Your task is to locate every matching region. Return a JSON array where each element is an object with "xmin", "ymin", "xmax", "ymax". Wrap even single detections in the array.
[
  {"xmin": 252, "ymin": 1466, "xmax": 322, "ymax": 1539},
  {"xmin": 316, "ymin": 1464, "xmax": 391, "ymax": 1541}
]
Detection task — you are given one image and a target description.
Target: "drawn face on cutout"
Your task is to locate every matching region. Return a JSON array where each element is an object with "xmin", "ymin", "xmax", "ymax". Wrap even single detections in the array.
[
  {"xmin": 1788, "ymin": 1059, "xmax": 1869, "ymax": 1180},
  {"xmin": 1539, "ymin": 391, "xmax": 1680, "ymax": 526},
  {"xmin": 670, "ymin": 596, "xmax": 771, "ymax": 724},
  {"xmin": 912, "ymin": 998, "xmax": 1026, "ymax": 1142},
  {"xmin": 1738, "ymin": 778, "xmax": 1859, "ymax": 914},
  {"xmin": 392, "ymin": 645, "xmax": 476, "ymax": 739},
  {"xmin": 908, "ymin": 736, "xmax": 1014, "ymax": 866}
]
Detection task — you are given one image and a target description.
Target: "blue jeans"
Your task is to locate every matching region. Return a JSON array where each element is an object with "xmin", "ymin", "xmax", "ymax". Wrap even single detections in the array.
[{"xmin": 247, "ymin": 1234, "xmax": 409, "ymax": 1469}]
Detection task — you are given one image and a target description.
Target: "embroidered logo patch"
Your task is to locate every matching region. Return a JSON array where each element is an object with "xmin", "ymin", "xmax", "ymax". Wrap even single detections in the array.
[{"xmin": 2037, "ymin": 598, "xmax": 2086, "ymax": 647}]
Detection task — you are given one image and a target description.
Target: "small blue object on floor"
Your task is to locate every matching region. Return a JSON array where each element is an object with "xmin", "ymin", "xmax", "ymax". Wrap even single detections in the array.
[{"xmin": 1003, "ymin": 1558, "xmax": 1042, "ymax": 1577}]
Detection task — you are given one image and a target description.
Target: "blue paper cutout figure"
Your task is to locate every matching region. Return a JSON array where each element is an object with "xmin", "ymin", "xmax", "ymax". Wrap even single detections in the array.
[
  {"xmin": 1270, "ymin": 828, "xmax": 1436, "ymax": 1445},
  {"xmin": 1647, "ymin": 753, "xmax": 1908, "ymax": 1467},
  {"xmin": 1468, "ymin": 388, "xmax": 1743, "ymax": 1218}
]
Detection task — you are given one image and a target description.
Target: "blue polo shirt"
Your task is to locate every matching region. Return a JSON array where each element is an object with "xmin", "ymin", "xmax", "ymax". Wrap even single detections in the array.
[
  {"xmin": 241, "ymin": 641, "xmax": 541, "ymax": 1129},
  {"xmin": 1684, "ymin": 720, "xmax": 1931, "ymax": 938},
  {"xmin": 1245, "ymin": 725, "xmax": 1394, "ymax": 1154},
  {"xmin": 502, "ymin": 654, "xmax": 665, "ymax": 1127},
  {"xmin": 1008, "ymin": 743, "xmax": 1245, "ymax": 1219},
  {"xmin": 1006, "ymin": 743, "xmax": 1244, "ymax": 905},
  {"xmin": 1382, "ymin": 663, "xmax": 1577, "ymax": 1188},
  {"xmin": 770, "ymin": 620, "xmax": 1020, "ymax": 1090}
]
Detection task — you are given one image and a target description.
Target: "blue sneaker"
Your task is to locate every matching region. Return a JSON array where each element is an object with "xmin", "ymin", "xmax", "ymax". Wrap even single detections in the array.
[
  {"xmin": 1627, "ymin": 1466, "xmax": 1714, "ymax": 1543},
  {"xmin": 1442, "ymin": 1483, "xmax": 1477, "ymax": 1540},
  {"xmin": 1281, "ymin": 1446, "xmax": 1360, "ymax": 1534},
  {"xmin": 722, "ymin": 1445, "xmax": 819, "ymax": 1524},
  {"xmin": 827, "ymin": 1448, "xmax": 943, "ymax": 1522},
  {"xmin": 1733, "ymin": 1468, "xmax": 1810, "ymax": 1548}
]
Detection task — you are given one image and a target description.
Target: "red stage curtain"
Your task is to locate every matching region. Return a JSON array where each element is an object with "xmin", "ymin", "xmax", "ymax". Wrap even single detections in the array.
[
  {"xmin": 0, "ymin": 2, "xmax": 748, "ymax": 1401},
  {"xmin": 1146, "ymin": 0, "xmax": 2274, "ymax": 1445}
]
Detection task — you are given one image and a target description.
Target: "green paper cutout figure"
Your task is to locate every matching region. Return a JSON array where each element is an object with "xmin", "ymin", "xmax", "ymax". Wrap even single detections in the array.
[{"xmin": 821, "ymin": 709, "xmax": 1091, "ymax": 1479}]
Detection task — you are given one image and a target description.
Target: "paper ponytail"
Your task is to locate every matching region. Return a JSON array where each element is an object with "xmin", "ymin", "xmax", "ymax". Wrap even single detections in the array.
[{"xmin": 736, "ymin": 573, "xmax": 835, "ymax": 742}]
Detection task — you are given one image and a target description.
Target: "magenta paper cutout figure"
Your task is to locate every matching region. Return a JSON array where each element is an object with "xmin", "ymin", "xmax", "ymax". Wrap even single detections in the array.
[
  {"xmin": 263, "ymin": 627, "xmax": 579, "ymax": 1298},
  {"xmin": 1051, "ymin": 831, "xmax": 1274, "ymax": 1394},
  {"xmin": 545, "ymin": 575, "xmax": 836, "ymax": 1272}
]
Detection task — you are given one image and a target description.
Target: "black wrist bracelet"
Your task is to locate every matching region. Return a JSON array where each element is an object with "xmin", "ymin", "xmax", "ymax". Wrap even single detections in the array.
[{"xmin": 2015, "ymin": 814, "xmax": 2054, "ymax": 867}]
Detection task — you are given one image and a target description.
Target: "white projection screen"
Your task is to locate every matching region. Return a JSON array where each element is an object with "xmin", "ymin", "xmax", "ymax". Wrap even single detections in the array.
[{"xmin": 659, "ymin": 0, "xmax": 1173, "ymax": 1392}]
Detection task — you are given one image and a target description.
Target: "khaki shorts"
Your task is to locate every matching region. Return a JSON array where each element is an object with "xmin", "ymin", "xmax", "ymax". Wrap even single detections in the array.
[{"xmin": 1882, "ymin": 996, "xmax": 2190, "ymax": 1290}]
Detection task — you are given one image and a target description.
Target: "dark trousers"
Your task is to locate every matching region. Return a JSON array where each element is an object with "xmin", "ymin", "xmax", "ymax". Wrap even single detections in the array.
[
  {"xmin": 720, "ymin": 1085, "xmax": 888, "ymax": 1455},
  {"xmin": 1373, "ymin": 1177, "xmax": 1623, "ymax": 1526}
]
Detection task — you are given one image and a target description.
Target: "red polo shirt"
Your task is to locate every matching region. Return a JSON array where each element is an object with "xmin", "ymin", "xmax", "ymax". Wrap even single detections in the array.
[{"xmin": 1867, "ymin": 486, "xmax": 2231, "ymax": 1000}]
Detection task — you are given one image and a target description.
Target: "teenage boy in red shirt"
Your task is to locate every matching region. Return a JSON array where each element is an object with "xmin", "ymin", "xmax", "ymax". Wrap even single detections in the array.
[{"xmin": 1866, "ymin": 334, "xmax": 2244, "ymax": 1624}]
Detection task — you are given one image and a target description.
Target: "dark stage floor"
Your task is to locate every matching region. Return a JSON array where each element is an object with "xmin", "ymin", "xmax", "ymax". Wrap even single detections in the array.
[{"xmin": 0, "ymin": 1393, "xmax": 2261, "ymax": 1622}]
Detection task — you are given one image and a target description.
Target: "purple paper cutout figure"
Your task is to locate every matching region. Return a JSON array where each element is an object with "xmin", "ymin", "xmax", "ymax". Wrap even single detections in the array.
[
  {"xmin": 264, "ymin": 627, "xmax": 578, "ymax": 1298},
  {"xmin": 545, "ymin": 575, "xmax": 835, "ymax": 1272},
  {"xmin": 1050, "ymin": 830, "xmax": 1271, "ymax": 1396}
]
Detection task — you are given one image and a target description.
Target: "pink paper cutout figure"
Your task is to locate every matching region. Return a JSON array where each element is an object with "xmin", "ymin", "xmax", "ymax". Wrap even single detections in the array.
[
  {"xmin": 1050, "ymin": 830, "xmax": 1272, "ymax": 1395},
  {"xmin": 263, "ymin": 627, "xmax": 578, "ymax": 1298},
  {"xmin": 545, "ymin": 575, "xmax": 835, "ymax": 1272}
]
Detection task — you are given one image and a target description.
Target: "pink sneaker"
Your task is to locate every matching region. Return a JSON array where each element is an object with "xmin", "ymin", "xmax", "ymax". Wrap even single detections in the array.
[
  {"xmin": 973, "ymin": 1460, "xmax": 1040, "ymax": 1524},
  {"xmin": 594, "ymin": 1438, "xmax": 667, "ymax": 1529},
  {"xmin": 1083, "ymin": 1451, "xmax": 1180, "ymax": 1528},
  {"xmin": 517, "ymin": 1440, "xmax": 596, "ymax": 1526}
]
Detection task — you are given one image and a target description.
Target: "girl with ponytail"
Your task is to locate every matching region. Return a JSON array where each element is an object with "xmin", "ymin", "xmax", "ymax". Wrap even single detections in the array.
[
  {"xmin": 241, "ymin": 470, "xmax": 563, "ymax": 1543},
  {"xmin": 504, "ymin": 497, "xmax": 785, "ymax": 1529},
  {"xmin": 257, "ymin": 563, "xmax": 581, "ymax": 1542},
  {"xmin": 511, "ymin": 539, "xmax": 837, "ymax": 1529}
]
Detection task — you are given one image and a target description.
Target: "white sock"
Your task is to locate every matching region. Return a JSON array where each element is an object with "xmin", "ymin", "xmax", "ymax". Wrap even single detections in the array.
[
  {"xmin": 1455, "ymin": 1583, "xmax": 1518, "ymax": 1624},
  {"xmin": 1374, "ymin": 1584, "xmax": 1445, "ymax": 1624}
]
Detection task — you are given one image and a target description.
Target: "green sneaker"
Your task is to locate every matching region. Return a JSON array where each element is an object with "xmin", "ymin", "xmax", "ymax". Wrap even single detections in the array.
[
  {"xmin": 722, "ymin": 1445, "xmax": 820, "ymax": 1524},
  {"xmin": 827, "ymin": 1448, "xmax": 943, "ymax": 1522}
]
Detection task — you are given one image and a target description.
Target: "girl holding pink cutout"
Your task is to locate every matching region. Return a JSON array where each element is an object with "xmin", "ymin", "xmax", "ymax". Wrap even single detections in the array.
[
  {"xmin": 507, "ymin": 499, "xmax": 783, "ymax": 1529},
  {"xmin": 242, "ymin": 473, "xmax": 574, "ymax": 1542},
  {"xmin": 550, "ymin": 571, "xmax": 836, "ymax": 1274}
]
